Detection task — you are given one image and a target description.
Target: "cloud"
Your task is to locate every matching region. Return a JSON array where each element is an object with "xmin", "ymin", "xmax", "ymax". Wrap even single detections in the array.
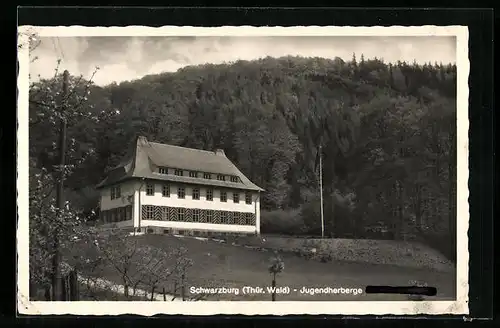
[{"xmin": 30, "ymin": 36, "xmax": 456, "ymax": 86}]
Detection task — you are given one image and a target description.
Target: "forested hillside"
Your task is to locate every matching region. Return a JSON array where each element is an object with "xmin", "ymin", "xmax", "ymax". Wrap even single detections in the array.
[{"xmin": 29, "ymin": 55, "xmax": 457, "ymax": 260}]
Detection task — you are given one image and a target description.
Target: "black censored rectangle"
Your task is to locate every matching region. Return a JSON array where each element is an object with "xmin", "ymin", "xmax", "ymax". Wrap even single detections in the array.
[{"xmin": 365, "ymin": 286, "xmax": 437, "ymax": 296}]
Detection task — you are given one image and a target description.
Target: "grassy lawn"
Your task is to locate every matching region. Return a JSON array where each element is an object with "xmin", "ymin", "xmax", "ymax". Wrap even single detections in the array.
[{"xmin": 65, "ymin": 234, "xmax": 456, "ymax": 301}]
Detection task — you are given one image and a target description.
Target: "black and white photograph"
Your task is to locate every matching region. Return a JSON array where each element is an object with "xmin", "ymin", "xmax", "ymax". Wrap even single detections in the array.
[{"xmin": 17, "ymin": 26, "xmax": 469, "ymax": 315}]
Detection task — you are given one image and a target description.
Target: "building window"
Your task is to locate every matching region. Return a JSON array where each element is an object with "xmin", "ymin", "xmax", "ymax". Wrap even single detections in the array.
[
  {"xmin": 207, "ymin": 210, "xmax": 213, "ymax": 223},
  {"xmin": 162, "ymin": 207, "xmax": 169, "ymax": 221},
  {"xmin": 174, "ymin": 169, "xmax": 183, "ymax": 176},
  {"xmin": 203, "ymin": 173, "xmax": 211, "ymax": 179},
  {"xmin": 220, "ymin": 191, "xmax": 227, "ymax": 202},
  {"xmin": 221, "ymin": 211, "xmax": 228, "ymax": 224},
  {"xmin": 146, "ymin": 183, "xmax": 154, "ymax": 196},
  {"xmin": 178, "ymin": 187, "xmax": 185, "ymax": 199},
  {"xmin": 110, "ymin": 185, "xmax": 121, "ymax": 200},
  {"xmin": 116, "ymin": 208, "xmax": 123, "ymax": 222},
  {"xmin": 193, "ymin": 209, "xmax": 200, "ymax": 222},
  {"xmin": 189, "ymin": 171, "xmax": 198, "ymax": 178},
  {"xmin": 162, "ymin": 184, "xmax": 170, "ymax": 197},
  {"xmin": 143, "ymin": 205, "xmax": 154, "ymax": 220},
  {"xmin": 245, "ymin": 192, "xmax": 252, "ymax": 205},
  {"xmin": 178, "ymin": 208, "xmax": 185, "ymax": 221},
  {"xmin": 158, "ymin": 167, "xmax": 168, "ymax": 174},
  {"xmin": 206, "ymin": 188, "xmax": 213, "ymax": 201},
  {"xmin": 192, "ymin": 188, "xmax": 200, "ymax": 200},
  {"xmin": 233, "ymin": 192, "xmax": 240, "ymax": 204},
  {"xmin": 217, "ymin": 174, "xmax": 226, "ymax": 181},
  {"xmin": 230, "ymin": 176, "xmax": 239, "ymax": 183}
]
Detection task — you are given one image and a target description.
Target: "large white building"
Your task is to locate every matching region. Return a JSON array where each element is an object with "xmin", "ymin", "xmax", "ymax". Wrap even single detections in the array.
[{"xmin": 96, "ymin": 136, "xmax": 264, "ymax": 236}]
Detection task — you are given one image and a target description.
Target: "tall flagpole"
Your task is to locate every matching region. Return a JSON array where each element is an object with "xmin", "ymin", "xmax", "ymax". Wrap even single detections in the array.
[{"xmin": 319, "ymin": 145, "xmax": 324, "ymax": 239}]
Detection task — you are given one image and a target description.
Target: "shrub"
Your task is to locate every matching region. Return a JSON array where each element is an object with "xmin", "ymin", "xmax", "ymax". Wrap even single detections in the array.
[
  {"xmin": 300, "ymin": 191, "xmax": 359, "ymax": 237},
  {"xmin": 260, "ymin": 209, "xmax": 304, "ymax": 235}
]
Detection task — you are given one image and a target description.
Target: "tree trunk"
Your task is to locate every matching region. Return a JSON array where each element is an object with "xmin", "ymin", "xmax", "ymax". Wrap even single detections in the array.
[
  {"xmin": 271, "ymin": 273, "xmax": 276, "ymax": 301},
  {"xmin": 44, "ymin": 285, "xmax": 52, "ymax": 301},
  {"xmin": 69, "ymin": 270, "xmax": 79, "ymax": 301},
  {"xmin": 398, "ymin": 180, "xmax": 405, "ymax": 240},
  {"xmin": 181, "ymin": 273, "xmax": 186, "ymax": 301},
  {"xmin": 51, "ymin": 249, "xmax": 62, "ymax": 301},
  {"xmin": 61, "ymin": 275, "xmax": 68, "ymax": 301},
  {"xmin": 150, "ymin": 286, "xmax": 156, "ymax": 301},
  {"xmin": 123, "ymin": 278, "xmax": 129, "ymax": 298}
]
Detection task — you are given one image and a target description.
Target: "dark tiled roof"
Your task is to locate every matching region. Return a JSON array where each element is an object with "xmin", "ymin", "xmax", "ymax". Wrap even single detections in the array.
[{"xmin": 96, "ymin": 136, "xmax": 264, "ymax": 192}]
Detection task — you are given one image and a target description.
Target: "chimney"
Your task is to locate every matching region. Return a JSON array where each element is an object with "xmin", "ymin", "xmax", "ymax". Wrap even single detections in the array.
[
  {"xmin": 137, "ymin": 135, "xmax": 148, "ymax": 145},
  {"xmin": 215, "ymin": 149, "xmax": 226, "ymax": 156}
]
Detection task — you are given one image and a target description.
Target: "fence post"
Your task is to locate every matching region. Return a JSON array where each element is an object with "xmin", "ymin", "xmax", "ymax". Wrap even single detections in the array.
[{"xmin": 163, "ymin": 287, "xmax": 167, "ymax": 301}]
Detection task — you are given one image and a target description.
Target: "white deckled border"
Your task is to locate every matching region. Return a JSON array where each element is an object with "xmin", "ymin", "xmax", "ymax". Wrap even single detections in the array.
[
  {"xmin": 20, "ymin": 25, "xmax": 465, "ymax": 37},
  {"xmin": 17, "ymin": 25, "xmax": 469, "ymax": 316}
]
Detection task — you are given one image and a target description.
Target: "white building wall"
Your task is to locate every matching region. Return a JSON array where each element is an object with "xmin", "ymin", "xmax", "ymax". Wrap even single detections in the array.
[
  {"xmin": 141, "ymin": 220, "xmax": 256, "ymax": 233},
  {"xmin": 255, "ymin": 192, "xmax": 261, "ymax": 235},
  {"xmin": 132, "ymin": 180, "xmax": 145, "ymax": 228}
]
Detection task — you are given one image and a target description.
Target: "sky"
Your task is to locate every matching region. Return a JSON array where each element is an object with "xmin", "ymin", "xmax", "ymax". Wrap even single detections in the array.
[{"xmin": 30, "ymin": 36, "xmax": 456, "ymax": 86}]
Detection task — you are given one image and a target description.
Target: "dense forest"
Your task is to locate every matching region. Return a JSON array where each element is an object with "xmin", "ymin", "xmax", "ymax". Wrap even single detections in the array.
[{"xmin": 29, "ymin": 54, "xmax": 457, "ymax": 261}]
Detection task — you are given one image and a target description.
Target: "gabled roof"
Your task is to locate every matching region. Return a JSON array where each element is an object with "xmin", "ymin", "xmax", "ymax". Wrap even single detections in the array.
[{"xmin": 96, "ymin": 136, "xmax": 264, "ymax": 192}]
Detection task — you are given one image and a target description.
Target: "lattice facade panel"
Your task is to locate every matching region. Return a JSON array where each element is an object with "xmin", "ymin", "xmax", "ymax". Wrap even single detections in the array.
[
  {"xmin": 199, "ymin": 209, "xmax": 207, "ymax": 223},
  {"xmin": 136, "ymin": 205, "xmax": 256, "ymax": 226},
  {"xmin": 237, "ymin": 212, "xmax": 245, "ymax": 225},
  {"xmin": 183, "ymin": 208, "xmax": 192, "ymax": 222},
  {"xmin": 226, "ymin": 212, "xmax": 234, "ymax": 224},
  {"xmin": 153, "ymin": 205, "xmax": 162, "ymax": 221},
  {"xmin": 213, "ymin": 210, "xmax": 221, "ymax": 224},
  {"xmin": 169, "ymin": 207, "xmax": 178, "ymax": 221}
]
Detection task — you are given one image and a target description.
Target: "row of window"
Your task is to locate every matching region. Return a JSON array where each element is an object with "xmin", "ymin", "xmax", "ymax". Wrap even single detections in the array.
[
  {"xmin": 146, "ymin": 183, "xmax": 253, "ymax": 204},
  {"xmin": 100, "ymin": 205, "xmax": 133, "ymax": 223},
  {"xmin": 141, "ymin": 205, "xmax": 257, "ymax": 226},
  {"xmin": 110, "ymin": 186, "xmax": 121, "ymax": 200},
  {"xmin": 158, "ymin": 167, "xmax": 239, "ymax": 183},
  {"xmin": 145, "ymin": 228, "xmax": 253, "ymax": 238}
]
